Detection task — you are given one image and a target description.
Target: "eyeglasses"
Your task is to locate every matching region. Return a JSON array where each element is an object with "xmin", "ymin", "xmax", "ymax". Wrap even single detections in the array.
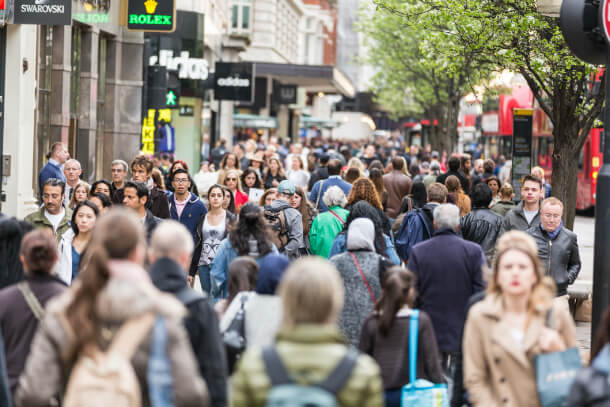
[
  {"xmin": 174, "ymin": 178, "xmax": 189, "ymax": 184},
  {"xmin": 226, "ymin": 178, "xmax": 237, "ymax": 181},
  {"xmin": 542, "ymin": 213, "xmax": 561, "ymax": 220}
]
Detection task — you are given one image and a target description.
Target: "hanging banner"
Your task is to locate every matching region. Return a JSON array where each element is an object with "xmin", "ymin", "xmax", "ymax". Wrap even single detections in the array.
[{"xmin": 511, "ymin": 108, "xmax": 534, "ymax": 201}]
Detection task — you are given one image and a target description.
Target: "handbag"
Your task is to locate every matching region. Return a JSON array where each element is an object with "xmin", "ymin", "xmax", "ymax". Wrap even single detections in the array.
[
  {"xmin": 535, "ymin": 310, "xmax": 582, "ymax": 407},
  {"xmin": 401, "ymin": 310, "xmax": 449, "ymax": 407},
  {"xmin": 222, "ymin": 294, "xmax": 248, "ymax": 373}
]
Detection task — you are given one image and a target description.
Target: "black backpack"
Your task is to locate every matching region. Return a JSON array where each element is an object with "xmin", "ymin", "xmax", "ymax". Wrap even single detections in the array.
[{"xmin": 263, "ymin": 206, "xmax": 289, "ymax": 251}]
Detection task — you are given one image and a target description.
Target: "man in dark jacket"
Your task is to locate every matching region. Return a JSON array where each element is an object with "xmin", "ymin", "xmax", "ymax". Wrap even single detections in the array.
[
  {"xmin": 408, "ymin": 203, "xmax": 485, "ymax": 377},
  {"xmin": 131, "ymin": 155, "xmax": 170, "ymax": 219},
  {"xmin": 149, "ymin": 220, "xmax": 228, "ymax": 407},
  {"xmin": 168, "ymin": 169, "xmax": 207, "ymax": 242},
  {"xmin": 501, "ymin": 174, "xmax": 542, "ymax": 233},
  {"xmin": 527, "ymin": 197, "xmax": 581, "ymax": 310},
  {"xmin": 38, "ymin": 142, "xmax": 69, "ymax": 202},
  {"xmin": 308, "ymin": 159, "xmax": 352, "ymax": 212},
  {"xmin": 460, "ymin": 183, "xmax": 503, "ymax": 263},
  {"xmin": 123, "ymin": 181, "xmax": 161, "ymax": 241},
  {"xmin": 436, "ymin": 156, "xmax": 469, "ymax": 194}
]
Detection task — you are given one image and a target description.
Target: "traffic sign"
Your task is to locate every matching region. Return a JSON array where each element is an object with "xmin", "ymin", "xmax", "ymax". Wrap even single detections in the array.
[
  {"xmin": 602, "ymin": 0, "xmax": 610, "ymax": 43},
  {"xmin": 166, "ymin": 90, "xmax": 177, "ymax": 107}
]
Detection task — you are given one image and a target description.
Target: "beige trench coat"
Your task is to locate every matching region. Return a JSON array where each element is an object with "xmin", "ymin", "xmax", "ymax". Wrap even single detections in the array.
[{"xmin": 463, "ymin": 293, "xmax": 577, "ymax": 407}]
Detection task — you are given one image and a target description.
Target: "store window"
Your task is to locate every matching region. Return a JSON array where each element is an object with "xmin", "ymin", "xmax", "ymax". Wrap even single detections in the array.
[{"xmin": 231, "ymin": 0, "xmax": 251, "ymax": 33}]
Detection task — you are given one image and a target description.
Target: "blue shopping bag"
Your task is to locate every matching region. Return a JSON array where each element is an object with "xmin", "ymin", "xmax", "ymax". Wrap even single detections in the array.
[
  {"xmin": 401, "ymin": 310, "xmax": 449, "ymax": 407},
  {"xmin": 535, "ymin": 346, "xmax": 581, "ymax": 407}
]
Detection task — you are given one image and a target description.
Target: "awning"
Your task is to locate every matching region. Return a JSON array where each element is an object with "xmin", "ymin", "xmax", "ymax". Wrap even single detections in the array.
[
  {"xmin": 233, "ymin": 114, "xmax": 277, "ymax": 129},
  {"xmin": 300, "ymin": 116, "xmax": 341, "ymax": 129},
  {"xmin": 253, "ymin": 62, "xmax": 355, "ymax": 98}
]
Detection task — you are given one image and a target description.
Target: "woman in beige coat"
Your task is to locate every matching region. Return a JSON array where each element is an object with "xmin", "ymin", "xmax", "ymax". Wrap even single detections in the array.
[{"xmin": 463, "ymin": 230, "xmax": 577, "ymax": 407}]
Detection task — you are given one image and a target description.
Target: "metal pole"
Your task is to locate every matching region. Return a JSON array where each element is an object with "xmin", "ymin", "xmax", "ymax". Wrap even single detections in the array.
[{"xmin": 591, "ymin": 57, "xmax": 610, "ymax": 346}]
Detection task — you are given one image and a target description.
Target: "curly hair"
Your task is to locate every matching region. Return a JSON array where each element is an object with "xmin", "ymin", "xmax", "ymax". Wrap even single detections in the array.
[
  {"xmin": 347, "ymin": 177, "xmax": 383, "ymax": 210},
  {"xmin": 228, "ymin": 203, "xmax": 273, "ymax": 256}
]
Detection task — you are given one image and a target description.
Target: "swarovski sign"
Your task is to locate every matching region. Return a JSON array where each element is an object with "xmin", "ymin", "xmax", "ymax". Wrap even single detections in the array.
[
  {"xmin": 13, "ymin": 0, "xmax": 72, "ymax": 25},
  {"xmin": 149, "ymin": 50, "xmax": 209, "ymax": 81}
]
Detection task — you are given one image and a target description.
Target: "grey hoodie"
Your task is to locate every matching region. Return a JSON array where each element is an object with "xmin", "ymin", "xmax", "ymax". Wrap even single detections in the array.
[{"xmin": 268, "ymin": 199, "xmax": 304, "ymax": 259}]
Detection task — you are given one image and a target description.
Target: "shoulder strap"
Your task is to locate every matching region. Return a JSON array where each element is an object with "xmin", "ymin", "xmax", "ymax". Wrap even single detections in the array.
[
  {"xmin": 18, "ymin": 282, "xmax": 45, "ymax": 321},
  {"xmin": 316, "ymin": 180, "xmax": 325, "ymax": 209},
  {"xmin": 318, "ymin": 348, "xmax": 359, "ymax": 394},
  {"xmin": 349, "ymin": 252, "xmax": 376, "ymax": 304},
  {"xmin": 415, "ymin": 210, "xmax": 432, "ymax": 238},
  {"xmin": 176, "ymin": 287, "xmax": 207, "ymax": 307},
  {"xmin": 108, "ymin": 312, "xmax": 156, "ymax": 360},
  {"xmin": 262, "ymin": 347, "xmax": 295, "ymax": 386},
  {"xmin": 409, "ymin": 310, "xmax": 420, "ymax": 384},
  {"xmin": 328, "ymin": 209, "xmax": 345, "ymax": 225}
]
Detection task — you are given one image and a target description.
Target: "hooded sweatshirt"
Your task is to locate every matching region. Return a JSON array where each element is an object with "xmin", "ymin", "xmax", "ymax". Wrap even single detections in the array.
[{"xmin": 268, "ymin": 199, "xmax": 303, "ymax": 258}]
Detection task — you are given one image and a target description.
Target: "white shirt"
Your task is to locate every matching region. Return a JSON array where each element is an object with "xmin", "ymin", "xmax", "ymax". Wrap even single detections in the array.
[
  {"xmin": 44, "ymin": 208, "xmax": 65, "ymax": 233},
  {"xmin": 523, "ymin": 209, "xmax": 538, "ymax": 225}
]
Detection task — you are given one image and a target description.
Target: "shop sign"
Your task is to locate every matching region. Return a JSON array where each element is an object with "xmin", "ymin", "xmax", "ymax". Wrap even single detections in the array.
[
  {"xmin": 13, "ymin": 0, "xmax": 72, "ymax": 25},
  {"xmin": 73, "ymin": 0, "xmax": 111, "ymax": 24},
  {"xmin": 149, "ymin": 50, "xmax": 209, "ymax": 81},
  {"xmin": 179, "ymin": 105, "xmax": 194, "ymax": 116},
  {"xmin": 214, "ymin": 62, "xmax": 255, "ymax": 102},
  {"xmin": 274, "ymin": 84, "xmax": 297, "ymax": 104},
  {"xmin": 125, "ymin": 0, "xmax": 175, "ymax": 32}
]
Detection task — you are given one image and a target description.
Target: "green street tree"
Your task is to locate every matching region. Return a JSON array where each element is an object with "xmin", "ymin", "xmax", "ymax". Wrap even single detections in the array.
[{"xmin": 374, "ymin": 0, "xmax": 605, "ymax": 228}]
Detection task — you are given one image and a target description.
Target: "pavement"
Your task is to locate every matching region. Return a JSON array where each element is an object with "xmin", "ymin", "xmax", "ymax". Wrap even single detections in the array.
[{"xmin": 572, "ymin": 216, "xmax": 594, "ymax": 356}]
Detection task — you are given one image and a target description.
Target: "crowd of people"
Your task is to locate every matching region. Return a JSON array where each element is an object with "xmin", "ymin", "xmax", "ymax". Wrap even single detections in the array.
[{"xmin": 0, "ymin": 136, "xmax": 605, "ymax": 407}]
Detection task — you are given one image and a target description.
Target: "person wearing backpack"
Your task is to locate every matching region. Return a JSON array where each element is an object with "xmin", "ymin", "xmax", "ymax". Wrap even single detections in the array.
[
  {"xmin": 149, "ymin": 221, "xmax": 227, "ymax": 407},
  {"xmin": 231, "ymin": 257, "xmax": 384, "ymax": 407},
  {"xmin": 359, "ymin": 266, "xmax": 444, "ymax": 407},
  {"xmin": 395, "ymin": 182, "xmax": 447, "ymax": 263},
  {"xmin": 15, "ymin": 208, "xmax": 209, "ymax": 407},
  {"xmin": 263, "ymin": 180, "xmax": 303, "ymax": 260},
  {"xmin": 0, "ymin": 230, "xmax": 66, "ymax": 396}
]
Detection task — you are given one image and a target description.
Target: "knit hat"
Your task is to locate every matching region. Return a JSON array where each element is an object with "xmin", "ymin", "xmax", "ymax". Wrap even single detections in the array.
[{"xmin": 255, "ymin": 253, "xmax": 291, "ymax": 295}]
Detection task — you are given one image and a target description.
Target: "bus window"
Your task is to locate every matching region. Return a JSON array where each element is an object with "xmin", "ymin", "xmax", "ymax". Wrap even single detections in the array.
[{"xmin": 578, "ymin": 149, "xmax": 584, "ymax": 171}]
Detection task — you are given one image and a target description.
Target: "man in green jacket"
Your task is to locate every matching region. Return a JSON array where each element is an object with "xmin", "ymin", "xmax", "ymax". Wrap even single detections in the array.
[
  {"xmin": 231, "ymin": 257, "xmax": 384, "ymax": 407},
  {"xmin": 309, "ymin": 186, "xmax": 349, "ymax": 258},
  {"xmin": 25, "ymin": 178, "xmax": 72, "ymax": 242}
]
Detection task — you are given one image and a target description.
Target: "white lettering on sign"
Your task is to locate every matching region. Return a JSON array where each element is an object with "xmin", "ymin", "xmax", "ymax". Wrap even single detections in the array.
[
  {"xmin": 217, "ymin": 77, "xmax": 250, "ymax": 87},
  {"xmin": 149, "ymin": 50, "xmax": 209, "ymax": 81},
  {"xmin": 21, "ymin": 4, "xmax": 64, "ymax": 13}
]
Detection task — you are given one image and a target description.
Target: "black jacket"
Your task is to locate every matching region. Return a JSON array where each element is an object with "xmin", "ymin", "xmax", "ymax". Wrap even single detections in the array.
[
  {"xmin": 566, "ymin": 346, "xmax": 610, "ymax": 407},
  {"xmin": 460, "ymin": 208, "xmax": 503, "ymax": 263},
  {"xmin": 149, "ymin": 258, "xmax": 228, "ymax": 407},
  {"xmin": 110, "ymin": 182, "xmax": 124, "ymax": 205},
  {"xmin": 189, "ymin": 211, "xmax": 236, "ymax": 276},
  {"xmin": 501, "ymin": 201, "xmax": 540, "ymax": 233},
  {"xmin": 144, "ymin": 210, "xmax": 162, "ymax": 242},
  {"xmin": 308, "ymin": 166, "xmax": 329, "ymax": 191},
  {"xmin": 437, "ymin": 170, "xmax": 470, "ymax": 194},
  {"xmin": 146, "ymin": 187, "xmax": 170, "ymax": 219},
  {"xmin": 527, "ymin": 224, "xmax": 581, "ymax": 296}
]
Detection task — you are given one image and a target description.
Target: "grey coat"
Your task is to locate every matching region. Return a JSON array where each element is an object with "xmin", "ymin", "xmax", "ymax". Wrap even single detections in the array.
[
  {"xmin": 501, "ymin": 201, "xmax": 540, "ymax": 233},
  {"xmin": 527, "ymin": 224, "xmax": 581, "ymax": 296},
  {"xmin": 268, "ymin": 200, "xmax": 303, "ymax": 259},
  {"xmin": 331, "ymin": 251, "xmax": 383, "ymax": 347}
]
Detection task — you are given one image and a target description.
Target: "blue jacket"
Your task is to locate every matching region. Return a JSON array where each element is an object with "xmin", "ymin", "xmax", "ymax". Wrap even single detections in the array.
[
  {"xmin": 308, "ymin": 176, "xmax": 352, "ymax": 212},
  {"xmin": 38, "ymin": 160, "xmax": 65, "ymax": 201},
  {"xmin": 210, "ymin": 239, "xmax": 279, "ymax": 300},
  {"xmin": 408, "ymin": 228, "xmax": 486, "ymax": 353},
  {"xmin": 168, "ymin": 192, "xmax": 207, "ymax": 242},
  {"xmin": 328, "ymin": 232, "xmax": 401, "ymax": 265}
]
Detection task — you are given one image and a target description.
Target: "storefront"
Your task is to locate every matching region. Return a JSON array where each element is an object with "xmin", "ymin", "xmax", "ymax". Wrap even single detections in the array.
[{"xmin": 144, "ymin": 10, "xmax": 205, "ymax": 172}]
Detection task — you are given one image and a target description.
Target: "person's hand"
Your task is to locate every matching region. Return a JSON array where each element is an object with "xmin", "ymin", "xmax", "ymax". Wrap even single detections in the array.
[
  {"xmin": 539, "ymin": 328, "xmax": 565, "ymax": 353},
  {"xmin": 187, "ymin": 275, "xmax": 194, "ymax": 287}
]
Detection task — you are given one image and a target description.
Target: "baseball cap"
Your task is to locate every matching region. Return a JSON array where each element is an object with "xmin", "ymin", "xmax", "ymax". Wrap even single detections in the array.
[{"xmin": 277, "ymin": 180, "xmax": 296, "ymax": 195}]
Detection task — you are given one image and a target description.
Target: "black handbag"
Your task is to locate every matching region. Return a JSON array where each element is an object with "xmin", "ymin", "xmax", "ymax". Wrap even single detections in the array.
[{"xmin": 222, "ymin": 294, "xmax": 248, "ymax": 373}]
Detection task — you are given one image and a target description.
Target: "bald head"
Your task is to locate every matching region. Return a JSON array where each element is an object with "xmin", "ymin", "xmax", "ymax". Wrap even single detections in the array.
[
  {"xmin": 64, "ymin": 159, "xmax": 82, "ymax": 185},
  {"xmin": 149, "ymin": 220, "xmax": 194, "ymax": 271}
]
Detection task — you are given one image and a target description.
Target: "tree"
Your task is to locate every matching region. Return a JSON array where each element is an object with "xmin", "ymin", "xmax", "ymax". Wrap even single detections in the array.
[
  {"xmin": 374, "ymin": 0, "xmax": 605, "ymax": 229},
  {"xmin": 358, "ymin": 6, "xmax": 492, "ymax": 151}
]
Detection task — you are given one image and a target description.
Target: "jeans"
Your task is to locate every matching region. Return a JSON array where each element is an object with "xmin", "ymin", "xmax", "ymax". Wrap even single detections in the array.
[
  {"xmin": 384, "ymin": 389, "xmax": 402, "ymax": 407},
  {"xmin": 441, "ymin": 351, "xmax": 460, "ymax": 399},
  {"xmin": 198, "ymin": 264, "xmax": 212, "ymax": 295}
]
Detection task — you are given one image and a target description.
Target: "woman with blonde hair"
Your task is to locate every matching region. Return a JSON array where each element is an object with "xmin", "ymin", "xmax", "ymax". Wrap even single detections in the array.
[
  {"xmin": 463, "ymin": 231, "xmax": 577, "ymax": 407},
  {"xmin": 445, "ymin": 175, "xmax": 471, "ymax": 217},
  {"xmin": 223, "ymin": 169, "xmax": 248, "ymax": 211},
  {"xmin": 68, "ymin": 181, "xmax": 90, "ymax": 209},
  {"xmin": 347, "ymin": 157, "xmax": 366, "ymax": 177},
  {"xmin": 231, "ymin": 257, "xmax": 384, "ymax": 406}
]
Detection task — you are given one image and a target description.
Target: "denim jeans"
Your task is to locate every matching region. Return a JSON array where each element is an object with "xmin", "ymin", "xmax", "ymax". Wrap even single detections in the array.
[
  {"xmin": 384, "ymin": 389, "xmax": 402, "ymax": 407},
  {"xmin": 198, "ymin": 264, "xmax": 212, "ymax": 295}
]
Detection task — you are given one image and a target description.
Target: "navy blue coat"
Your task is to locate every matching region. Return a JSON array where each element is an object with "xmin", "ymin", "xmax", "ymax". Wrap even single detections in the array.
[
  {"xmin": 407, "ymin": 228, "xmax": 486, "ymax": 353},
  {"xmin": 168, "ymin": 192, "xmax": 208, "ymax": 242},
  {"xmin": 38, "ymin": 161, "xmax": 66, "ymax": 201},
  {"xmin": 308, "ymin": 175, "xmax": 352, "ymax": 212}
]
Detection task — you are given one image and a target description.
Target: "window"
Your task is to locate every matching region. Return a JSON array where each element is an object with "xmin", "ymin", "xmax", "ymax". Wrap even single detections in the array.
[{"xmin": 231, "ymin": 0, "xmax": 251, "ymax": 33}]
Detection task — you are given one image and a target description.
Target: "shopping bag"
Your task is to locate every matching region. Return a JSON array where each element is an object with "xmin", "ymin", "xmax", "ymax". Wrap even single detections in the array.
[{"xmin": 535, "ymin": 347, "xmax": 581, "ymax": 407}]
